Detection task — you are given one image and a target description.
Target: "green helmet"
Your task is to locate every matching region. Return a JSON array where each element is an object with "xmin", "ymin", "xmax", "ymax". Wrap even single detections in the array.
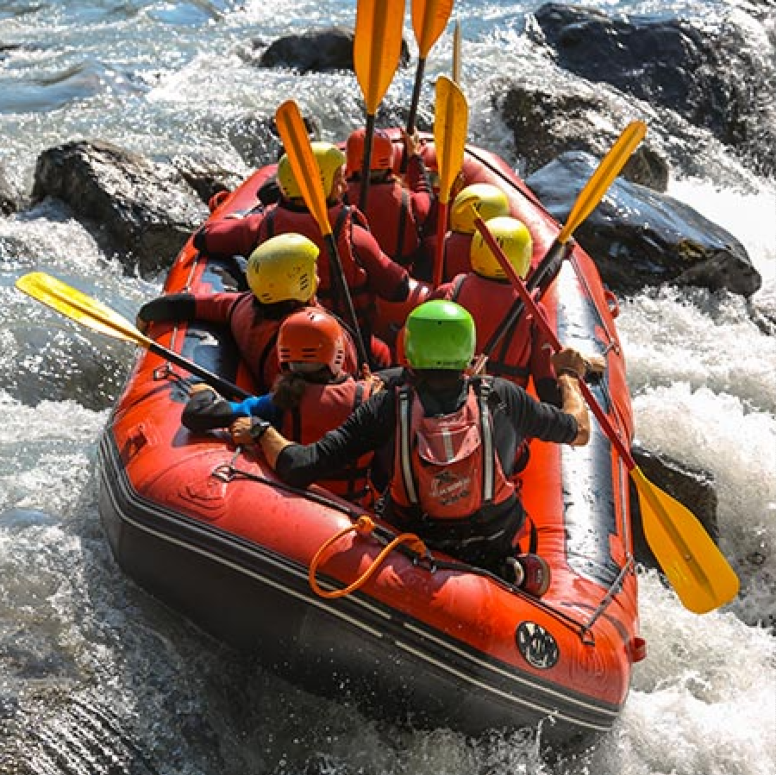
[{"xmin": 404, "ymin": 300, "xmax": 476, "ymax": 371}]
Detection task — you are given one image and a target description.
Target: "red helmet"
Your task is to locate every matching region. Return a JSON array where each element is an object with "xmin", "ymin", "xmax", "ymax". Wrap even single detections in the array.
[
  {"xmin": 346, "ymin": 128, "xmax": 394, "ymax": 176},
  {"xmin": 277, "ymin": 307, "xmax": 347, "ymax": 376}
]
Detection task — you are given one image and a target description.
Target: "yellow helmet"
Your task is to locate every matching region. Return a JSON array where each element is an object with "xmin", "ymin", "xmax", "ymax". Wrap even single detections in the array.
[
  {"xmin": 469, "ymin": 216, "xmax": 533, "ymax": 280},
  {"xmin": 277, "ymin": 142, "xmax": 346, "ymax": 200},
  {"xmin": 246, "ymin": 233, "xmax": 319, "ymax": 304},
  {"xmin": 450, "ymin": 183, "xmax": 510, "ymax": 234}
]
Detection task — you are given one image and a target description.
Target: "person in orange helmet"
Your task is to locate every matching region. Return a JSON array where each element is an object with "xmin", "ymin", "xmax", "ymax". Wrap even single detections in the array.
[{"xmin": 183, "ymin": 306, "xmax": 381, "ymax": 506}]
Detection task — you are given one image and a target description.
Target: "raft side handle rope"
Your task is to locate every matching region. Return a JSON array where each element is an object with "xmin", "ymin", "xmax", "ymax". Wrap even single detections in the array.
[
  {"xmin": 309, "ymin": 516, "xmax": 430, "ymax": 599},
  {"xmin": 580, "ymin": 557, "xmax": 634, "ymax": 638}
]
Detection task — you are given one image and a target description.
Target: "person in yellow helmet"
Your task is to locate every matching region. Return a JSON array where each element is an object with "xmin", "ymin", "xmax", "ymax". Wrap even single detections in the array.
[
  {"xmin": 418, "ymin": 182, "xmax": 510, "ymax": 283},
  {"xmin": 137, "ymin": 233, "xmax": 358, "ymax": 392},
  {"xmin": 194, "ymin": 141, "xmax": 411, "ymax": 369},
  {"xmin": 431, "ymin": 216, "xmax": 604, "ymax": 474}
]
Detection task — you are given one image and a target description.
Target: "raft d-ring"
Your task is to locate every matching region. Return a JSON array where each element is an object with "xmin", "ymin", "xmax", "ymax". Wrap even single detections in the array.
[
  {"xmin": 604, "ymin": 288, "xmax": 620, "ymax": 319},
  {"xmin": 308, "ymin": 517, "xmax": 428, "ymax": 599}
]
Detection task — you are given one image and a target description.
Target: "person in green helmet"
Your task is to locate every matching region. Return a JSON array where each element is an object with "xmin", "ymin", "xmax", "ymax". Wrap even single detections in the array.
[{"xmin": 234, "ymin": 300, "xmax": 590, "ymax": 596}]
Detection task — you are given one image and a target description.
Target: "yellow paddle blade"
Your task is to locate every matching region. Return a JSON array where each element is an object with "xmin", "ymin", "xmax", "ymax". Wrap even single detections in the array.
[
  {"xmin": 15, "ymin": 271, "xmax": 147, "ymax": 346},
  {"xmin": 632, "ymin": 466, "xmax": 740, "ymax": 614},
  {"xmin": 557, "ymin": 120, "xmax": 647, "ymax": 244},
  {"xmin": 434, "ymin": 74, "xmax": 468, "ymax": 205},
  {"xmin": 412, "ymin": 0, "xmax": 455, "ymax": 58},
  {"xmin": 354, "ymin": 0, "xmax": 406, "ymax": 115},
  {"xmin": 275, "ymin": 100, "xmax": 332, "ymax": 237}
]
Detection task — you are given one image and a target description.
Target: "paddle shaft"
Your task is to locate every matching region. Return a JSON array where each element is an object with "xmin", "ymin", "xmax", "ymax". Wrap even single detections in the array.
[
  {"xmin": 16, "ymin": 272, "xmax": 250, "ymax": 400},
  {"xmin": 275, "ymin": 100, "xmax": 371, "ymax": 368},
  {"xmin": 358, "ymin": 113, "xmax": 377, "ymax": 213},
  {"xmin": 473, "ymin": 215, "xmax": 634, "ymax": 466},
  {"xmin": 144, "ymin": 338, "xmax": 250, "ymax": 400},
  {"xmin": 405, "ymin": 58, "xmax": 426, "ymax": 137}
]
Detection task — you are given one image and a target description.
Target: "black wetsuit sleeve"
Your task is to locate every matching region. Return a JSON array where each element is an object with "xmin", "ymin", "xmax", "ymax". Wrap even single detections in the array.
[
  {"xmin": 275, "ymin": 391, "xmax": 396, "ymax": 488},
  {"xmin": 495, "ymin": 379, "xmax": 578, "ymax": 444},
  {"xmin": 137, "ymin": 293, "xmax": 197, "ymax": 323}
]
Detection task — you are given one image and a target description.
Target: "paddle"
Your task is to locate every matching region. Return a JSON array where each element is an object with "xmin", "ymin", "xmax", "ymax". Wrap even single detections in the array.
[
  {"xmin": 15, "ymin": 271, "xmax": 250, "ymax": 400},
  {"xmin": 432, "ymin": 74, "xmax": 468, "ymax": 288},
  {"xmin": 406, "ymin": 0, "xmax": 456, "ymax": 136},
  {"xmin": 353, "ymin": 0, "xmax": 407, "ymax": 212},
  {"xmin": 452, "ymin": 18, "xmax": 461, "ymax": 82},
  {"xmin": 274, "ymin": 99, "xmax": 371, "ymax": 369},
  {"xmin": 472, "ymin": 215, "xmax": 740, "ymax": 614},
  {"xmin": 479, "ymin": 121, "xmax": 648, "ymax": 363}
]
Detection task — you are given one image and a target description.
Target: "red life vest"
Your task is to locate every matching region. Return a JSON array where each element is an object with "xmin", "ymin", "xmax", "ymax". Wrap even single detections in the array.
[
  {"xmin": 347, "ymin": 180, "xmax": 419, "ymax": 263},
  {"xmin": 450, "ymin": 274, "xmax": 533, "ymax": 386},
  {"xmin": 226, "ymin": 295, "xmax": 358, "ymax": 393},
  {"xmin": 390, "ymin": 379, "xmax": 515, "ymax": 520},
  {"xmin": 282, "ymin": 377, "xmax": 376, "ymax": 504}
]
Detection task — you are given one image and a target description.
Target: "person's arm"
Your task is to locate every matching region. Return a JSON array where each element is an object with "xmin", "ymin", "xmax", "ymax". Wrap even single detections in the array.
[
  {"xmin": 231, "ymin": 390, "xmax": 395, "ymax": 487},
  {"xmin": 136, "ymin": 291, "xmax": 243, "ymax": 332},
  {"xmin": 550, "ymin": 348, "xmax": 590, "ymax": 446},
  {"xmin": 182, "ymin": 385, "xmax": 238, "ymax": 431},
  {"xmin": 183, "ymin": 386, "xmax": 281, "ymax": 432},
  {"xmin": 137, "ymin": 293, "xmax": 197, "ymax": 332},
  {"xmin": 351, "ymin": 227, "xmax": 411, "ymax": 302}
]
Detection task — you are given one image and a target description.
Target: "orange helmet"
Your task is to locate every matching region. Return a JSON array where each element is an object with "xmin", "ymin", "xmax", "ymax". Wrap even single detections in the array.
[
  {"xmin": 277, "ymin": 307, "xmax": 347, "ymax": 376},
  {"xmin": 346, "ymin": 128, "xmax": 394, "ymax": 176}
]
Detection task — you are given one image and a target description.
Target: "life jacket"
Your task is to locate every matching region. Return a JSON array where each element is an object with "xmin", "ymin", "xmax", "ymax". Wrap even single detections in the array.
[
  {"xmin": 258, "ymin": 202, "xmax": 374, "ymax": 330},
  {"xmin": 347, "ymin": 179, "xmax": 419, "ymax": 263},
  {"xmin": 450, "ymin": 274, "xmax": 532, "ymax": 386},
  {"xmin": 390, "ymin": 378, "xmax": 515, "ymax": 521},
  {"xmin": 227, "ymin": 294, "xmax": 285, "ymax": 392},
  {"xmin": 228, "ymin": 294, "xmax": 359, "ymax": 391},
  {"xmin": 441, "ymin": 232, "xmax": 474, "ymax": 282},
  {"xmin": 282, "ymin": 377, "xmax": 376, "ymax": 504}
]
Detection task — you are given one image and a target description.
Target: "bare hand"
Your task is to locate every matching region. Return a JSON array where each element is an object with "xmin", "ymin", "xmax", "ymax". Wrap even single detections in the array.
[
  {"xmin": 230, "ymin": 417, "xmax": 253, "ymax": 445},
  {"xmin": 551, "ymin": 347, "xmax": 587, "ymax": 380},
  {"xmin": 189, "ymin": 383, "xmax": 217, "ymax": 396}
]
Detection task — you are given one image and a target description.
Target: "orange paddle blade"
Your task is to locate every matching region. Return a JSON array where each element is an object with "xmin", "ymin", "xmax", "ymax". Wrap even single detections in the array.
[
  {"xmin": 412, "ymin": 0, "xmax": 455, "ymax": 58},
  {"xmin": 354, "ymin": 0, "xmax": 407, "ymax": 115},
  {"xmin": 275, "ymin": 100, "xmax": 332, "ymax": 236},
  {"xmin": 433, "ymin": 74, "xmax": 467, "ymax": 205},
  {"xmin": 633, "ymin": 467, "xmax": 740, "ymax": 614},
  {"xmin": 557, "ymin": 120, "xmax": 646, "ymax": 244}
]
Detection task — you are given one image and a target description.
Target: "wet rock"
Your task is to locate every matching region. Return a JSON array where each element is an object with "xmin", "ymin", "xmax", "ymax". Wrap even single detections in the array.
[
  {"xmin": 254, "ymin": 26, "xmax": 409, "ymax": 73},
  {"xmin": 526, "ymin": 151, "xmax": 762, "ymax": 297},
  {"xmin": 0, "ymin": 165, "xmax": 20, "ymax": 215},
  {"xmin": 31, "ymin": 140, "xmax": 208, "ymax": 276},
  {"xmin": 167, "ymin": 151, "xmax": 246, "ymax": 205},
  {"xmin": 630, "ymin": 444, "xmax": 719, "ymax": 570},
  {"xmin": 530, "ymin": 2, "xmax": 776, "ymax": 178},
  {"xmin": 225, "ymin": 112, "xmax": 321, "ymax": 169}
]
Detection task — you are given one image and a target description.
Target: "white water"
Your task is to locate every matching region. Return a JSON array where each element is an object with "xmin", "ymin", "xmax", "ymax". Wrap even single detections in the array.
[{"xmin": 0, "ymin": 1, "xmax": 774, "ymax": 773}]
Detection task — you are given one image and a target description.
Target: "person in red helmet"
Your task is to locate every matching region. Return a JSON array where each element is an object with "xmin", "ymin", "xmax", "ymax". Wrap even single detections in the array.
[
  {"xmin": 183, "ymin": 307, "xmax": 381, "ymax": 506},
  {"xmin": 344, "ymin": 127, "xmax": 433, "ymax": 269}
]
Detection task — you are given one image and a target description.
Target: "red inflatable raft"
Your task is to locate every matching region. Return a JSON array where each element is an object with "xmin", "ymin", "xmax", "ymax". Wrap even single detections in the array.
[{"xmin": 98, "ymin": 133, "xmax": 644, "ymax": 741}]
